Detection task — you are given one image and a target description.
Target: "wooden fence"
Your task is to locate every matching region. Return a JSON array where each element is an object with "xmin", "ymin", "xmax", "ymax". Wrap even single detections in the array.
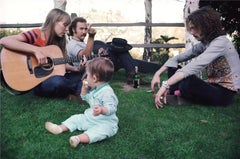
[
  {"xmin": 0, "ymin": 22, "xmax": 186, "ymax": 72},
  {"xmin": 0, "ymin": 22, "xmax": 185, "ymax": 49}
]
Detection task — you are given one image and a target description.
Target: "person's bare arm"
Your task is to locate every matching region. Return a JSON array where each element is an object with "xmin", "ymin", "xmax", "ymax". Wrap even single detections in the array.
[
  {"xmin": 0, "ymin": 35, "xmax": 47, "ymax": 64},
  {"xmin": 151, "ymin": 65, "xmax": 168, "ymax": 91},
  {"xmin": 78, "ymin": 24, "xmax": 96, "ymax": 56}
]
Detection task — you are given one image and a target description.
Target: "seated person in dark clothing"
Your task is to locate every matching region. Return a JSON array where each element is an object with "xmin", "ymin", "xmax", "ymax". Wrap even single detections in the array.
[{"xmin": 93, "ymin": 38, "xmax": 148, "ymax": 85}]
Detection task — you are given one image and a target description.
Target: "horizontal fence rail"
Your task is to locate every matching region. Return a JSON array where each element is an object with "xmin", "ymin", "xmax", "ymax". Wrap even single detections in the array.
[
  {"xmin": 0, "ymin": 22, "xmax": 185, "ymax": 49},
  {"xmin": 131, "ymin": 43, "xmax": 185, "ymax": 48},
  {"xmin": 0, "ymin": 22, "xmax": 185, "ymax": 28}
]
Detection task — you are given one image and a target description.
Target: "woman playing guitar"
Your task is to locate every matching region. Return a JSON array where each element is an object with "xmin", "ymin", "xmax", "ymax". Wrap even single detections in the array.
[{"xmin": 0, "ymin": 8, "xmax": 92, "ymax": 99}]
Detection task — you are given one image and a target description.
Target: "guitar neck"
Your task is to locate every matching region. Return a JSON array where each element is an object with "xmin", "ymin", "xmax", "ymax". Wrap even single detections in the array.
[
  {"xmin": 53, "ymin": 56, "xmax": 82, "ymax": 65},
  {"xmin": 53, "ymin": 54, "xmax": 109, "ymax": 65}
]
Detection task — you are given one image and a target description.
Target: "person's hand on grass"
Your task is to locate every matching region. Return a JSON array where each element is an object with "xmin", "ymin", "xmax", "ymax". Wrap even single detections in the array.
[
  {"xmin": 155, "ymin": 86, "xmax": 168, "ymax": 109},
  {"xmin": 151, "ymin": 73, "xmax": 161, "ymax": 92}
]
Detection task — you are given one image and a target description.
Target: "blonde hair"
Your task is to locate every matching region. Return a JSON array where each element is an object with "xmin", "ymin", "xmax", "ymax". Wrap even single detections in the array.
[{"xmin": 42, "ymin": 8, "xmax": 71, "ymax": 55}]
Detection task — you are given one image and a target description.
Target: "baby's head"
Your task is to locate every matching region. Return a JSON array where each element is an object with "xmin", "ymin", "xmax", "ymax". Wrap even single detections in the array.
[{"xmin": 86, "ymin": 57, "xmax": 114, "ymax": 82}]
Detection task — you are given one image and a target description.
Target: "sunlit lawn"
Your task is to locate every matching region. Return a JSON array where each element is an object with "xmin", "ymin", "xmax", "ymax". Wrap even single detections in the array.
[{"xmin": 1, "ymin": 69, "xmax": 240, "ymax": 159}]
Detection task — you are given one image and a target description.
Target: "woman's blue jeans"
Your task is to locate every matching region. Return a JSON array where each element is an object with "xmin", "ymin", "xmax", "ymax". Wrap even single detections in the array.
[{"xmin": 33, "ymin": 71, "xmax": 83, "ymax": 98}]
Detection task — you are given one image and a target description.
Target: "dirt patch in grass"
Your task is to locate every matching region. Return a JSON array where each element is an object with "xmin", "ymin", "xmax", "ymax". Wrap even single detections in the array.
[{"xmin": 121, "ymin": 83, "xmax": 135, "ymax": 92}]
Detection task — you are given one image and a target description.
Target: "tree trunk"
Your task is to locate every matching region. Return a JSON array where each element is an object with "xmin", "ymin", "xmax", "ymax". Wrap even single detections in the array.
[
  {"xmin": 184, "ymin": 0, "xmax": 199, "ymax": 49},
  {"xmin": 183, "ymin": 0, "xmax": 202, "ymax": 78},
  {"xmin": 53, "ymin": 0, "xmax": 67, "ymax": 11},
  {"xmin": 143, "ymin": 0, "xmax": 152, "ymax": 61}
]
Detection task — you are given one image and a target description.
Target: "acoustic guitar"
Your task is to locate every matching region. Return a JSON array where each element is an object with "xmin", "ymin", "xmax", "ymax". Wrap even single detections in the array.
[{"xmin": 1, "ymin": 45, "xmax": 82, "ymax": 92}]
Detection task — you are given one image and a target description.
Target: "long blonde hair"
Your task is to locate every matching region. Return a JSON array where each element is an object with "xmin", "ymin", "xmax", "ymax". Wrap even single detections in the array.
[{"xmin": 42, "ymin": 8, "xmax": 71, "ymax": 55}]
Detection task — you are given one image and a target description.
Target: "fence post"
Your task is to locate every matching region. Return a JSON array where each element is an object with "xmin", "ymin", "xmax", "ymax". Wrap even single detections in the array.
[
  {"xmin": 54, "ymin": 0, "xmax": 67, "ymax": 11},
  {"xmin": 143, "ymin": 0, "xmax": 152, "ymax": 61}
]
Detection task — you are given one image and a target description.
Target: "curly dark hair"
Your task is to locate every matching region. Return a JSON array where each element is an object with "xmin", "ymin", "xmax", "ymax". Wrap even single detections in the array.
[
  {"xmin": 186, "ymin": 6, "xmax": 225, "ymax": 43},
  {"xmin": 68, "ymin": 17, "xmax": 87, "ymax": 36}
]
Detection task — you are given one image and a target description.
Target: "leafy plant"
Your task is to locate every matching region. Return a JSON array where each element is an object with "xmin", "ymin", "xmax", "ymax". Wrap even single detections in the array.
[
  {"xmin": 199, "ymin": 0, "xmax": 240, "ymax": 55},
  {"xmin": 151, "ymin": 35, "xmax": 178, "ymax": 65},
  {"xmin": 0, "ymin": 28, "xmax": 22, "ymax": 51},
  {"xmin": 233, "ymin": 33, "xmax": 240, "ymax": 54}
]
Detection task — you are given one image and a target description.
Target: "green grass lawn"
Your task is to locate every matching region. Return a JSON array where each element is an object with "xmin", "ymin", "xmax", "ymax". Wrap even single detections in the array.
[{"xmin": 1, "ymin": 70, "xmax": 240, "ymax": 159}]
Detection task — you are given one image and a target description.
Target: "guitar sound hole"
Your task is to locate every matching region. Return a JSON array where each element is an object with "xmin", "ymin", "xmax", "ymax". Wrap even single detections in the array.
[
  {"xmin": 42, "ymin": 57, "xmax": 54, "ymax": 71},
  {"xmin": 34, "ymin": 57, "xmax": 54, "ymax": 78}
]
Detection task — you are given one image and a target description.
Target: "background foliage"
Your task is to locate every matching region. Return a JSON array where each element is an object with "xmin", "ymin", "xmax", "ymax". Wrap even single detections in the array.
[
  {"xmin": 151, "ymin": 35, "xmax": 178, "ymax": 65},
  {"xmin": 200, "ymin": 0, "xmax": 240, "ymax": 54},
  {"xmin": 0, "ymin": 29, "xmax": 22, "ymax": 51}
]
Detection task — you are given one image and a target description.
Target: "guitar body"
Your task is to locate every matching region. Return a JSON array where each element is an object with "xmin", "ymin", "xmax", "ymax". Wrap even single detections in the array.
[{"xmin": 1, "ymin": 45, "xmax": 66, "ymax": 92}]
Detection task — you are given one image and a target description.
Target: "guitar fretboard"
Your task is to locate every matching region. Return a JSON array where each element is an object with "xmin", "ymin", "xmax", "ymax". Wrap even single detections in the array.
[
  {"xmin": 53, "ymin": 54, "xmax": 108, "ymax": 65},
  {"xmin": 52, "ymin": 54, "xmax": 110, "ymax": 65},
  {"xmin": 53, "ymin": 56, "xmax": 82, "ymax": 65}
]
